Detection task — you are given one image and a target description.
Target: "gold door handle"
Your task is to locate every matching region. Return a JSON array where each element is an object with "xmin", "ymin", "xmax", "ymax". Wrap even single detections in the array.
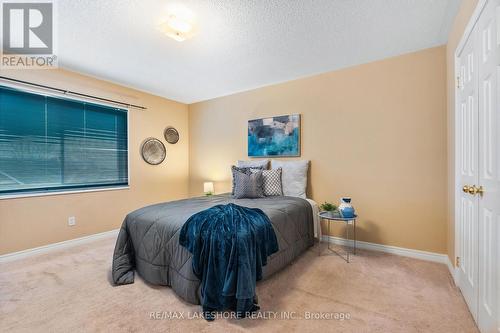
[
  {"xmin": 467, "ymin": 185, "xmax": 485, "ymax": 196},
  {"xmin": 463, "ymin": 185, "xmax": 470, "ymax": 193},
  {"xmin": 468, "ymin": 186, "xmax": 476, "ymax": 194},
  {"xmin": 475, "ymin": 185, "xmax": 484, "ymax": 196}
]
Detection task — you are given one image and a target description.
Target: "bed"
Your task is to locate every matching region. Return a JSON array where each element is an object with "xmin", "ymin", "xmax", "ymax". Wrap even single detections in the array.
[{"xmin": 112, "ymin": 193, "xmax": 315, "ymax": 305}]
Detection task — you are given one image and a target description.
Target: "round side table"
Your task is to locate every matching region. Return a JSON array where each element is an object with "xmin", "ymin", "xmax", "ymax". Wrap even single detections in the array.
[{"xmin": 318, "ymin": 211, "xmax": 357, "ymax": 262}]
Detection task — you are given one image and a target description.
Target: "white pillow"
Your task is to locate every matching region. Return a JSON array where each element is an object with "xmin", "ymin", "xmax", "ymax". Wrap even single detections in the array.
[
  {"xmin": 237, "ymin": 159, "xmax": 269, "ymax": 169},
  {"xmin": 271, "ymin": 160, "xmax": 309, "ymax": 198}
]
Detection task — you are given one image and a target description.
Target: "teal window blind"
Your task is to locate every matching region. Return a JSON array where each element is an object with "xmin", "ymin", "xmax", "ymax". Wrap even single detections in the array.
[{"xmin": 0, "ymin": 85, "xmax": 128, "ymax": 196}]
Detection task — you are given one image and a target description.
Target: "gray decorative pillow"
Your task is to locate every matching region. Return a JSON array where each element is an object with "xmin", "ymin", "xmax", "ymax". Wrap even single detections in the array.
[
  {"xmin": 233, "ymin": 170, "xmax": 265, "ymax": 199},
  {"xmin": 231, "ymin": 165, "xmax": 264, "ymax": 194},
  {"xmin": 237, "ymin": 159, "xmax": 269, "ymax": 169},
  {"xmin": 251, "ymin": 167, "xmax": 283, "ymax": 196},
  {"xmin": 271, "ymin": 160, "xmax": 309, "ymax": 198}
]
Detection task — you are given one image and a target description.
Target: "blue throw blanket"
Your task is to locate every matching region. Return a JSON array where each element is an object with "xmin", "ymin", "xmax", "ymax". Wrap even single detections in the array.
[{"xmin": 179, "ymin": 203, "xmax": 279, "ymax": 318}]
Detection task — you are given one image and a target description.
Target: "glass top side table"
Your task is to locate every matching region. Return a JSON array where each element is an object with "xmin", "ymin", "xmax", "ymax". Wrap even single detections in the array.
[{"xmin": 318, "ymin": 211, "xmax": 357, "ymax": 263}]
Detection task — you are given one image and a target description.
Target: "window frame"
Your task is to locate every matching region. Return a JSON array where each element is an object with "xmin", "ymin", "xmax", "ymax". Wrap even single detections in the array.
[{"xmin": 0, "ymin": 82, "xmax": 130, "ymax": 200}]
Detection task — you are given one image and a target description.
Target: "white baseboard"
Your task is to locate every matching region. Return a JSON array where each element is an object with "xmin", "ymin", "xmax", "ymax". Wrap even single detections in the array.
[
  {"xmin": 321, "ymin": 235, "xmax": 449, "ymax": 264},
  {"xmin": 0, "ymin": 229, "xmax": 119, "ymax": 263},
  {"xmin": 446, "ymin": 256, "xmax": 458, "ymax": 284},
  {"xmin": 1, "ymin": 231, "xmax": 454, "ymax": 274}
]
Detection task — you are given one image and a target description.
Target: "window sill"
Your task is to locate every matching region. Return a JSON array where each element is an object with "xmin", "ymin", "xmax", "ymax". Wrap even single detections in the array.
[{"xmin": 0, "ymin": 186, "xmax": 130, "ymax": 200}]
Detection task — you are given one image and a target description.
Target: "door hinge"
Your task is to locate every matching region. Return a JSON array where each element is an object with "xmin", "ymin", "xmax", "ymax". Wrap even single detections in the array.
[
  {"xmin": 456, "ymin": 76, "xmax": 461, "ymax": 89},
  {"xmin": 455, "ymin": 256, "xmax": 460, "ymax": 267}
]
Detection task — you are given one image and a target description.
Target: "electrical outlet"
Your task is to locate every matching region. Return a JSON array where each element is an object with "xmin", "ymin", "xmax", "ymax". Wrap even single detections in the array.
[{"xmin": 68, "ymin": 216, "xmax": 76, "ymax": 226}]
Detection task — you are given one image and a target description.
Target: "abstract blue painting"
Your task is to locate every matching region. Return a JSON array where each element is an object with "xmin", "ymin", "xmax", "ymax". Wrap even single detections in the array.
[{"xmin": 248, "ymin": 114, "xmax": 300, "ymax": 157}]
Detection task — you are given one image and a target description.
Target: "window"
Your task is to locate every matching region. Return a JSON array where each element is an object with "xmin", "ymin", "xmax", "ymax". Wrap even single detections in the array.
[{"xmin": 0, "ymin": 85, "xmax": 128, "ymax": 196}]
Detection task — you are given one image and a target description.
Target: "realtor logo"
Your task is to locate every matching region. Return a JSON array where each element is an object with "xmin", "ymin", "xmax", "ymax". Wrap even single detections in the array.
[
  {"xmin": 3, "ymin": 2, "xmax": 53, "ymax": 54},
  {"xmin": 1, "ymin": 1, "xmax": 57, "ymax": 68}
]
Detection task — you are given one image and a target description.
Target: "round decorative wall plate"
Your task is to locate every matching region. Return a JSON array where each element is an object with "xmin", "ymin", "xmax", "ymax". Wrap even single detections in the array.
[
  {"xmin": 164, "ymin": 126, "xmax": 180, "ymax": 144},
  {"xmin": 141, "ymin": 138, "xmax": 166, "ymax": 165}
]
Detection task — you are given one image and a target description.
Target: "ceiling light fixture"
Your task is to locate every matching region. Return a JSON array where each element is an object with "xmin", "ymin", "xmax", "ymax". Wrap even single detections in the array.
[
  {"xmin": 159, "ymin": 5, "xmax": 196, "ymax": 42},
  {"xmin": 167, "ymin": 16, "xmax": 192, "ymax": 34}
]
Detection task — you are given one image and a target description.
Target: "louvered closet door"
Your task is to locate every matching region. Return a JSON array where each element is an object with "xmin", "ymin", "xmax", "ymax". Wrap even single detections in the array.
[
  {"xmin": 457, "ymin": 21, "xmax": 480, "ymax": 321},
  {"xmin": 476, "ymin": 0, "xmax": 499, "ymax": 331}
]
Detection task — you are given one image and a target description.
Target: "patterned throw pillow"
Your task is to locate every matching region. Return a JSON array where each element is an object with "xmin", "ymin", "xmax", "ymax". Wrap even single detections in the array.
[
  {"xmin": 231, "ymin": 165, "xmax": 264, "ymax": 194},
  {"xmin": 233, "ymin": 170, "xmax": 265, "ymax": 199},
  {"xmin": 251, "ymin": 167, "xmax": 283, "ymax": 196}
]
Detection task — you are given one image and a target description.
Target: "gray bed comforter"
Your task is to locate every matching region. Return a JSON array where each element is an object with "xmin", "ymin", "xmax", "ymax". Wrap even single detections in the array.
[{"xmin": 112, "ymin": 194, "xmax": 314, "ymax": 305}]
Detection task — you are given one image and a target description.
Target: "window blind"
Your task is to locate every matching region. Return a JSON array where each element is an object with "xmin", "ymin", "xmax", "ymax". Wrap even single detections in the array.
[{"xmin": 0, "ymin": 85, "xmax": 128, "ymax": 196}]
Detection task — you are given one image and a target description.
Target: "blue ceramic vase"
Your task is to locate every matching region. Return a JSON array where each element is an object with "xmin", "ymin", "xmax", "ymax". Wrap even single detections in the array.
[{"xmin": 339, "ymin": 197, "xmax": 355, "ymax": 218}]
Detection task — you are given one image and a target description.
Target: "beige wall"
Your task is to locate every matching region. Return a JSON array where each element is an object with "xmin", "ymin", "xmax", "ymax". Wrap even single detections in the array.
[
  {"xmin": 1, "ymin": 13, "xmax": 467, "ymax": 257},
  {"xmin": 0, "ymin": 69, "xmax": 189, "ymax": 255},
  {"xmin": 189, "ymin": 46, "xmax": 448, "ymax": 254},
  {"xmin": 446, "ymin": 0, "xmax": 479, "ymax": 265}
]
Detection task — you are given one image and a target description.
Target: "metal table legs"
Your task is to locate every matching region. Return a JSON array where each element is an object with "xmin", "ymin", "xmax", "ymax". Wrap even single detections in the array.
[{"xmin": 319, "ymin": 217, "xmax": 357, "ymax": 263}]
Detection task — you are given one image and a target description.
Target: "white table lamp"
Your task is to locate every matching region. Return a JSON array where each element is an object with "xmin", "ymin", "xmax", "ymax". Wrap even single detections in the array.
[{"xmin": 203, "ymin": 182, "xmax": 214, "ymax": 196}]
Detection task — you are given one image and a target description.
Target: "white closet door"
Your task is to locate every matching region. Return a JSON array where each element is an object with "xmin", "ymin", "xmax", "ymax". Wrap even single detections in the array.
[
  {"xmin": 457, "ymin": 22, "xmax": 480, "ymax": 321},
  {"xmin": 477, "ymin": 0, "xmax": 499, "ymax": 331}
]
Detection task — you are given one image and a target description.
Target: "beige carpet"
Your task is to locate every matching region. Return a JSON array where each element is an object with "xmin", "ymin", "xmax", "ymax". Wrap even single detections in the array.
[{"xmin": 0, "ymin": 236, "xmax": 478, "ymax": 333}]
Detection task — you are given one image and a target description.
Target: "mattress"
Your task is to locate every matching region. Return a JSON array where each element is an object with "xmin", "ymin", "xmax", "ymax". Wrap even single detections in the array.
[{"xmin": 112, "ymin": 193, "xmax": 314, "ymax": 305}]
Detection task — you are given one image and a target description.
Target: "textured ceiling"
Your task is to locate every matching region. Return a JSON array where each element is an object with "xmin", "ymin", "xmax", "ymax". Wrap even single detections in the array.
[{"xmin": 58, "ymin": 0, "xmax": 461, "ymax": 103}]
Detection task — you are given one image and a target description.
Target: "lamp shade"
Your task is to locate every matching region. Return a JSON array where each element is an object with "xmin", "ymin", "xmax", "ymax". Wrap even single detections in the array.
[{"xmin": 203, "ymin": 182, "xmax": 214, "ymax": 194}]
